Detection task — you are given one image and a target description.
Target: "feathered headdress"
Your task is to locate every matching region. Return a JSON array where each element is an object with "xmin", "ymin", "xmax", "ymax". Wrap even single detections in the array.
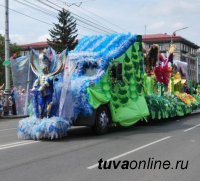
[
  {"xmin": 30, "ymin": 47, "xmax": 67, "ymax": 77},
  {"xmin": 154, "ymin": 44, "xmax": 176, "ymax": 86},
  {"xmin": 144, "ymin": 44, "xmax": 159, "ymax": 74}
]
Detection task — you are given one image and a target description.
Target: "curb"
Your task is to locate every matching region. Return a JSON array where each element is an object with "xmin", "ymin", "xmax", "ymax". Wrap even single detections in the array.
[
  {"xmin": 0, "ymin": 115, "xmax": 29, "ymax": 119},
  {"xmin": 191, "ymin": 110, "xmax": 200, "ymax": 114}
]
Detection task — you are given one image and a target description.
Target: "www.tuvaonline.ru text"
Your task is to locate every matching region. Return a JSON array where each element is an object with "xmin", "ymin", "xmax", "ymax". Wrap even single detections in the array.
[{"xmin": 97, "ymin": 158, "xmax": 189, "ymax": 170}]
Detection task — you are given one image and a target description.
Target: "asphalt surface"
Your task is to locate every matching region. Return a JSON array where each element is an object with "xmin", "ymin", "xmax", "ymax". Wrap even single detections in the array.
[{"xmin": 0, "ymin": 114, "xmax": 200, "ymax": 181}]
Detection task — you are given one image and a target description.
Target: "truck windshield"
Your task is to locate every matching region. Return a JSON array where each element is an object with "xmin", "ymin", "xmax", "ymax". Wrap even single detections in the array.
[{"xmin": 85, "ymin": 67, "xmax": 97, "ymax": 76}]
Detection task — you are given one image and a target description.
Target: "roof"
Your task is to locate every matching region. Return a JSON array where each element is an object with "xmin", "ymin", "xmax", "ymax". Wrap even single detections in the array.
[
  {"xmin": 142, "ymin": 33, "xmax": 181, "ymax": 41},
  {"xmin": 142, "ymin": 33, "xmax": 199, "ymax": 49},
  {"xmin": 20, "ymin": 41, "xmax": 48, "ymax": 50},
  {"xmin": 19, "ymin": 33, "xmax": 199, "ymax": 50}
]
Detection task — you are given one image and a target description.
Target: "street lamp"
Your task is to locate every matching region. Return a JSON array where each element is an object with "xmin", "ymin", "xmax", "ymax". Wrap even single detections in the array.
[{"xmin": 171, "ymin": 27, "xmax": 189, "ymax": 44}]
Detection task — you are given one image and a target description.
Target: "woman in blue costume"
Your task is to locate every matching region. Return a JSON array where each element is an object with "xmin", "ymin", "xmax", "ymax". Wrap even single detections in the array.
[
  {"xmin": 18, "ymin": 48, "xmax": 70, "ymax": 140},
  {"xmin": 31, "ymin": 51, "xmax": 54, "ymax": 118}
]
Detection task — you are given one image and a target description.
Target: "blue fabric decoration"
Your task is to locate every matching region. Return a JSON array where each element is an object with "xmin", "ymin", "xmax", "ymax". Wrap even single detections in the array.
[
  {"xmin": 18, "ymin": 116, "xmax": 70, "ymax": 140},
  {"xmin": 17, "ymin": 33, "xmax": 138, "ymax": 140}
]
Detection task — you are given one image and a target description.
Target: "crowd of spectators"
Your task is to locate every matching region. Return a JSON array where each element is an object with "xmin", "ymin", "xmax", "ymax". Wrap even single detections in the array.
[{"xmin": 0, "ymin": 86, "xmax": 17, "ymax": 117}]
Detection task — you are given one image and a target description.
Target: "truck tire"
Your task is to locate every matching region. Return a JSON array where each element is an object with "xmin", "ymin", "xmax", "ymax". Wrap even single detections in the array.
[{"xmin": 93, "ymin": 105, "xmax": 111, "ymax": 135}]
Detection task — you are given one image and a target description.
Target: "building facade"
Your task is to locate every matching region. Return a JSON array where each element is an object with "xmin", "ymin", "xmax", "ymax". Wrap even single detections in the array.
[
  {"xmin": 142, "ymin": 34, "xmax": 199, "ymax": 83},
  {"xmin": 20, "ymin": 34, "xmax": 200, "ymax": 82},
  {"xmin": 197, "ymin": 49, "xmax": 200, "ymax": 83},
  {"xmin": 20, "ymin": 41, "xmax": 48, "ymax": 56}
]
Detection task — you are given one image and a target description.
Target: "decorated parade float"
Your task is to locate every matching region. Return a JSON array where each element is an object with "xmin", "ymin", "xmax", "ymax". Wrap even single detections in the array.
[
  {"xmin": 143, "ymin": 42, "xmax": 200, "ymax": 119},
  {"xmin": 12, "ymin": 33, "xmax": 200, "ymax": 140}
]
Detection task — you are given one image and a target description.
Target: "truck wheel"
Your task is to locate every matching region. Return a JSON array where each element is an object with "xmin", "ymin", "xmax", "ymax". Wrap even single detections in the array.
[{"xmin": 93, "ymin": 105, "xmax": 110, "ymax": 135}]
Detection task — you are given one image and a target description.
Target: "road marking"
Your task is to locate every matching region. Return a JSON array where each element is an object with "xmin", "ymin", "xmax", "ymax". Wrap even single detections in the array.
[
  {"xmin": 87, "ymin": 136, "xmax": 171, "ymax": 170},
  {"xmin": 0, "ymin": 140, "xmax": 39, "ymax": 151},
  {"xmin": 183, "ymin": 123, "xmax": 200, "ymax": 132},
  {"xmin": 0, "ymin": 128, "xmax": 16, "ymax": 132}
]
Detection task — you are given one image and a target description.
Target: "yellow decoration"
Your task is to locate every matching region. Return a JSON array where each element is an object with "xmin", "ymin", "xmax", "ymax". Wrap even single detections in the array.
[
  {"xmin": 175, "ymin": 92, "xmax": 197, "ymax": 106},
  {"xmin": 168, "ymin": 44, "xmax": 176, "ymax": 54},
  {"xmin": 174, "ymin": 72, "xmax": 186, "ymax": 85}
]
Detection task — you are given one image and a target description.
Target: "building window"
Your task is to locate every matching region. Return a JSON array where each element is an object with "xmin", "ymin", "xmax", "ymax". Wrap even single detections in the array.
[
  {"xmin": 159, "ymin": 44, "xmax": 163, "ymax": 51},
  {"xmin": 181, "ymin": 44, "xmax": 184, "ymax": 51},
  {"xmin": 175, "ymin": 43, "xmax": 180, "ymax": 50}
]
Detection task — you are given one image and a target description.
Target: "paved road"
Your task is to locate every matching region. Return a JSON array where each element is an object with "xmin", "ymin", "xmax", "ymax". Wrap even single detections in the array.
[{"xmin": 0, "ymin": 114, "xmax": 200, "ymax": 181}]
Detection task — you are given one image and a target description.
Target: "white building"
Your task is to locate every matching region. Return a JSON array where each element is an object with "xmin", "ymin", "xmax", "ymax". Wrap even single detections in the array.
[{"xmin": 143, "ymin": 34, "xmax": 199, "ymax": 83}]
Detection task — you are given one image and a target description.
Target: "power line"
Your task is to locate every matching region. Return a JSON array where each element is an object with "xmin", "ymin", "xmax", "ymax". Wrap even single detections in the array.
[
  {"xmin": 55, "ymin": 0, "xmax": 119, "ymax": 33},
  {"xmin": 10, "ymin": 0, "xmax": 102, "ymax": 35},
  {"xmin": 0, "ymin": 1, "xmax": 85, "ymax": 36},
  {"xmin": 76, "ymin": 24, "xmax": 103, "ymax": 34},
  {"xmin": 46, "ymin": 0, "xmax": 116, "ymax": 33},
  {"xmin": 0, "ymin": 2, "xmax": 87, "ymax": 41},
  {"xmin": 38, "ymin": 0, "xmax": 116, "ymax": 33},
  {"xmin": 23, "ymin": 0, "xmax": 57, "ymax": 16},
  {"xmin": 58, "ymin": 0, "xmax": 128, "ymax": 32},
  {"xmin": 17, "ymin": 0, "xmax": 114, "ymax": 34},
  {"xmin": 13, "ymin": 0, "xmax": 56, "ymax": 18},
  {"xmin": 0, "ymin": 3, "xmax": 52, "ymax": 26},
  {"xmin": 62, "ymin": 0, "xmax": 96, "ymax": 7},
  {"xmin": 80, "ymin": 6, "xmax": 128, "ymax": 32},
  {"xmin": 36, "ymin": 0, "xmax": 109, "ymax": 34},
  {"xmin": 37, "ymin": 0, "xmax": 60, "ymax": 11}
]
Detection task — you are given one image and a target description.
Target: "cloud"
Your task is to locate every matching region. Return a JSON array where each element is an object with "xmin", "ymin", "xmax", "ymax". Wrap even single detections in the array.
[
  {"xmin": 171, "ymin": 22, "xmax": 188, "ymax": 31},
  {"xmin": 9, "ymin": 34, "xmax": 26, "ymax": 44},
  {"xmin": 148, "ymin": 21, "xmax": 166, "ymax": 31},
  {"xmin": 147, "ymin": 0, "xmax": 200, "ymax": 15},
  {"xmin": 8, "ymin": 33, "xmax": 48, "ymax": 44},
  {"xmin": 37, "ymin": 34, "xmax": 50, "ymax": 42},
  {"xmin": 8, "ymin": 34, "xmax": 51, "ymax": 45},
  {"xmin": 0, "ymin": 29, "xmax": 24, "ymax": 44}
]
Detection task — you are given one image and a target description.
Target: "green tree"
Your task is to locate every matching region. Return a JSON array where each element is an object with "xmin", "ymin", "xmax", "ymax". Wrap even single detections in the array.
[
  {"xmin": 10, "ymin": 43, "xmax": 21, "ymax": 57},
  {"xmin": 47, "ymin": 8, "xmax": 78, "ymax": 53},
  {"xmin": 0, "ymin": 34, "xmax": 21, "ymax": 85}
]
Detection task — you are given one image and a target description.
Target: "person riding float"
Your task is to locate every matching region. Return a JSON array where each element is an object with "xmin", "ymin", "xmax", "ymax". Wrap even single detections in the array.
[{"xmin": 31, "ymin": 49, "xmax": 65, "ymax": 119}]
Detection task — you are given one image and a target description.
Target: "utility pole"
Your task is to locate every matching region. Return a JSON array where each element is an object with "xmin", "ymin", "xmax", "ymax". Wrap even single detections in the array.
[
  {"xmin": 171, "ymin": 27, "xmax": 188, "ymax": 44},
  {"xmin": 4, "ymin": 0, "xmax": 11, "ymax": 115}
]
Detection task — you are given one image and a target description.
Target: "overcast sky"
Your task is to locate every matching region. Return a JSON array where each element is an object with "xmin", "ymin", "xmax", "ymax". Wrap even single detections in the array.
[{"xmin": 0, "ymin": 0, "xmax": 200, "ymax": 45}]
